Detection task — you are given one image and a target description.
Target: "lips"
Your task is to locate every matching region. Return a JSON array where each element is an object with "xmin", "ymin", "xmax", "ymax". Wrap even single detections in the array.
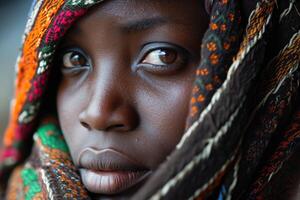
[{"xmin": 78, "ymin": 148, "xmax": 151, "ymax": 194}]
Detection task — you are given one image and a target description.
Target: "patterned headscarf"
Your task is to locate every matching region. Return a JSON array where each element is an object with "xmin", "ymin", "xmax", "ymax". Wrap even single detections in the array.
[{"xmin": 1, "ymin": 0, "xmax": 299, "ymax": 199}]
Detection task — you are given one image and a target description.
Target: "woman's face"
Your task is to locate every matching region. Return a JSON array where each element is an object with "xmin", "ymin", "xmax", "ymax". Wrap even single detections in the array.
[{"xmin": 56, "ymin": 0, "xmax": 208, "ymax": 199}]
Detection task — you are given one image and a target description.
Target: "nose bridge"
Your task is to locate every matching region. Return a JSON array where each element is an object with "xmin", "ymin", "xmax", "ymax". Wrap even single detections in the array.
[
  {"xmin": 88, "ymin": 56, "xmax": 123, "ymax": 116},
  {"xmin": 79, "ymin": 53, "xmax": 136, "ymax": 132}
]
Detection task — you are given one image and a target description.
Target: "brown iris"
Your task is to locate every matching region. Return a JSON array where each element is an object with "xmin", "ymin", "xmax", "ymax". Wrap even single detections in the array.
[
  {"xmin": 142, "ymin": 49, "xmax": 178, "ymax": 66},
  {"xmin": 158, "ymin": 49, "xmax": 177, "ymax": 64},
  {"xmin": 70, "ymin": 53, "xmax": 86, "ymax": 66},
  {"xmin": 62, "ymin": 51, "xmax": 88, "ymax": 68}
]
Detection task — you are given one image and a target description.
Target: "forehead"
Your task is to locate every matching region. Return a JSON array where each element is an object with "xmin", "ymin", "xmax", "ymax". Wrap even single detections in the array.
[
  {"xmin": 96, "ymin": 0, "xmax": 205, "ymax": 18},
  {"xmin": 70, "ymin": 0, "xmax": 207, "ymax": 33}
]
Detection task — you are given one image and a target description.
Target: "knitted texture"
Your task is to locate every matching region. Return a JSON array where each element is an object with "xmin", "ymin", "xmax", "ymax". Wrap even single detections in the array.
[
  {"xmin": 1, "ymin": 0, "xmax": 300, "ymax": 199},
  {"xmin": 6, "ymin": 121, "xmax": 90, "ymax": 199}
]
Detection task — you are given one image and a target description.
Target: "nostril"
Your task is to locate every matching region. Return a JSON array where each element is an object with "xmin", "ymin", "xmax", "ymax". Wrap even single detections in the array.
[
  {"xmin": 107, "ymin": 124, "xmax": 126, "ymax": 132},
  {"xmin": 80, "ymin": 121, "xmax": 91, "ymax": 130}
]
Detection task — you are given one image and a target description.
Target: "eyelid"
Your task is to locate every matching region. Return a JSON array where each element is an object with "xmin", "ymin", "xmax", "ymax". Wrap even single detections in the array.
[
  {"xmin": 137, "ymin": 42, "xmax": 189, "ymax": 62},
  {"xmin": 132, "ymin": 42, "xmax": 190, "ymax": 72},
  {"xmin": 60, "ymin": 46, "xmax": 89, "ymax": 59}
]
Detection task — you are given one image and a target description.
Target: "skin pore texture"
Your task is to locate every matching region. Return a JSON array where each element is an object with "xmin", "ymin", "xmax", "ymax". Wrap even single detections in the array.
[{"xmin": 56, "ymin": 0, "xmax": 209, "ymax": 199}]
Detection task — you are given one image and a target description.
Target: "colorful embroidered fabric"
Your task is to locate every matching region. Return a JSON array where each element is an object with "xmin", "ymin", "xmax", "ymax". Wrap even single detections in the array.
[
  {"xmin": 1, "ymin": 0, "xmax": 299, "ymax": 199},
  {"xmin": 7, "ymin": 121, "xmax": 90, "ymax": 199}
]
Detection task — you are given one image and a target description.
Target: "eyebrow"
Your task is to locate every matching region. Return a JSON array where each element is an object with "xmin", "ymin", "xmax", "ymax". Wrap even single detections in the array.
[
  {"xmin": 68, "ymin": 16, "xmax": 169, "ymax": 36},
  {"xmin": 120, "ymin": 17, "xmax": 169, "ymax": 33}
]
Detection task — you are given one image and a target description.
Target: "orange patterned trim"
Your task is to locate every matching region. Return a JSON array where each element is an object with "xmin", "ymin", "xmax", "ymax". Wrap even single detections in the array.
[
  {"xmin": 236, "ymin": 1, "xmax": 275, "ymax": 60},
  {"xmin": 4, "ymin": 0, "xmax": 65, "ymax": 146},
  {"xmin": 261, "ymin": 33, "xmax": 300, "ymax": 95}
]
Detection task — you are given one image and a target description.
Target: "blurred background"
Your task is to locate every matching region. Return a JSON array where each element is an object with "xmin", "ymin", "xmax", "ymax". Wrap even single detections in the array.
[{"xmin": 0, "ymin": 0, "xmax": 32, "ymax": 144}]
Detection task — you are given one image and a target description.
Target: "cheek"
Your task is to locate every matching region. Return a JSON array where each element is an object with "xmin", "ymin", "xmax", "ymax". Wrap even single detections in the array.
[
  {"xmin": 56, "ymin": 83, "xmax": 87, "ymax": 160},
  {"xmin": 136, "ymin": 80, "xmax": 193, "ymax": 165}
]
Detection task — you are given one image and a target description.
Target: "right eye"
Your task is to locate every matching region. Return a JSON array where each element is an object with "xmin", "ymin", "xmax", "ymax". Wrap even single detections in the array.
[{"xmin": 62, "ymin": 51, "xmax": 89, "ymax": 69}]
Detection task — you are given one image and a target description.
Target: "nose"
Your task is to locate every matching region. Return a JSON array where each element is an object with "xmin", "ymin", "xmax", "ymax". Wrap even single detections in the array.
[{"xmin": 78, "ymin": 60, "xmax": 139, "ymax": 132}]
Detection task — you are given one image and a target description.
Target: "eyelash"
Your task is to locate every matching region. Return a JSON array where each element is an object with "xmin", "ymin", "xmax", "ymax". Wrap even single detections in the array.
[
  {"xmin": 135, "ymin": 43, "xmax": 190, "ymax": 74},
  {"xmin": 59, "ymin": 43, "xmax": 190, "ymax": 75}
]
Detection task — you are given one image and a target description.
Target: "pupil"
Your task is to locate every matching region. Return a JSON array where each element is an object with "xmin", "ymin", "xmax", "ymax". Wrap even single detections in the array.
[
  {"xmin": 71, "ymin": 53, "xmax": 85, "ymax": 66},
  {"xmin": 159, "ymin": 49, "xmax": 177, "ymax": 64}
]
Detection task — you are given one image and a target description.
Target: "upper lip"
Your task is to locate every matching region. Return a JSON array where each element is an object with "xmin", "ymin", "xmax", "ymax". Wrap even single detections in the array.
[{"xmin": 78, "ymin": 147, "xmax": 148, "ymax": 172}]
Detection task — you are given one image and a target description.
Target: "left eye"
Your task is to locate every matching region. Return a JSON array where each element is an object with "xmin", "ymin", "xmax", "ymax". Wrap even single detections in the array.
[
  {"xmin": 62, "ymin": 51, "xmax": 89, "ymax": 68},
  {"xmin": 141, "ymin": 49, "xmax": 178, "ymax": 66}
]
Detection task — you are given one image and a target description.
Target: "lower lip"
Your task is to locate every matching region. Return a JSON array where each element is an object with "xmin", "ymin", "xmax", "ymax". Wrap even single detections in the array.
[{"xmin": 80, "ymin": 169, "xmax": 151, "ymax": 194}]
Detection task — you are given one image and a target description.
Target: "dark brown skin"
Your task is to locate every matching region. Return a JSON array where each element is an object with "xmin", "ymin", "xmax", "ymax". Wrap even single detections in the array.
[{"xmin": 56, "ymin": 0, "xmax": 208, "ymax": 199}]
